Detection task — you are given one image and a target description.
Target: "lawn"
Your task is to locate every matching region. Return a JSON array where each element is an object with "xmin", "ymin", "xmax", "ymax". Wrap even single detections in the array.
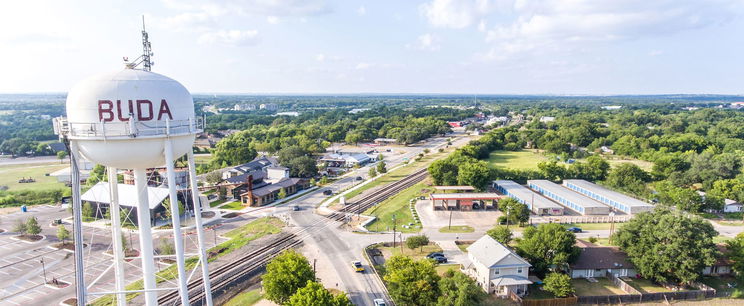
[
  {"xmin": 221, "ymin": 201, "xmax": 246, "ymax": 210},
  {"xmin": 604, "ymin": 157, "xmax": 654, "ymax": 171},
  {"xmin": 487, "ymin": 150, "xmax": 547, "ymax": 170},
  {"xmin": 700, "ymin": 276, "xmax": 743, "ymax": 298},
  {"xmin": 224, "ymin": 289, "xmax": 263, "ymax": 306},
  {"xmin": 0, "ymin": 162, "xmax": 68, "ymax": 191},
  {"xmin": 571, "ymin": 278, "xmax": 626, "ymax": 296},
  {"xmin": 377, "ymin": 242, "xmax": 443, "ymax": 261},
  {"xmin": 714, "ymin": 236, "xmax": 733, "ymax": 244},
  {"xmin": 439, "ymin": 225, "xmax": 475, "ymax": 233},
  {"xmin": 435, "ymin": 264, "xmax": 460, "ymax": 276},
  {"xmin": 624, "ymin": 278, "xmax": 673, "ymax": 293},
  {"xmin": 363, "ymin": 181, "xmax": 428, "ymax": 233},
  {"xmin": 525, "ymin": 284, "xmax": 556, "ymax": 299},
  {"xmin": 456, "ymin": 241, "xmax": 474, "ymax": 252},
  {"xmin": 209, "ymin": 199, "xmax": 227, "ymax": 208}
]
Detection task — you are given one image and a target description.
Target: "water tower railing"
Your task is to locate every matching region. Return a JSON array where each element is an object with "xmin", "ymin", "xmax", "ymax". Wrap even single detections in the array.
[{"xmin": 57, "ymin": 119, "xmax": 202, "ymax": 138}]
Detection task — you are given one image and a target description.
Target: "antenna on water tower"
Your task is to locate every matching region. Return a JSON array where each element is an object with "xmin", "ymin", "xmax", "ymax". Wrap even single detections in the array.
[{"xmin": 124, "ymin": 16, "xmax": 154, "ymax": 71}]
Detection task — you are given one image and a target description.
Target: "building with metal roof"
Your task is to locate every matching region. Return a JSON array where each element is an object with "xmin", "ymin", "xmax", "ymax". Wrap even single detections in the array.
[
  {"xmin": 527, "ymin": 180, "xmax": 610, "ymax": 215},
  {"xmin": 430, "ymin": 193, "xmax": 503, "ymax": 210},
  {"xmin": 493, "ymin": 180, "xmax": 563, "ymax": 216},
  {"xmin": 563, "ymin": 179, "xmax": 654, "ymax": 214}
]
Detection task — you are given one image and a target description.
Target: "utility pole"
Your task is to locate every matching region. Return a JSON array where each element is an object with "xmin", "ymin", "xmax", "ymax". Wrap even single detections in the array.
[
  {"xmin": 392, "ymin": 214, "xmax": 397, "ymax": 248},
  {"xmin": 40, "ymin": 257, "xmax": 47, "ymax": 284},
  {"xmin": 448, "ymin": 207, "xmax": 453, "ymax": 230},
  {"xmin": 313, "ymin": 258, "xmax": 317, "ymax": 278}
]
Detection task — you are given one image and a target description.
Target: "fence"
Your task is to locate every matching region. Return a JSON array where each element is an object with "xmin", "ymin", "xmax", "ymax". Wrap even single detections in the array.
[
  {"xmin": 576, "ymin": 272, "xmax": 716, "ymax": 304},
  {"xmin": 520, "ymin": 296, "xmax": 578, "ymax": 306},
  {"xmin": 608, "ymin": 272, "xmax": 641, "ymax": 295}
]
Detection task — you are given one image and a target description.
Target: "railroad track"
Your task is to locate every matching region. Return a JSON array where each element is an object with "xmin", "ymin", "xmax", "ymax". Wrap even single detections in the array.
[{"xmin": 327, "ymin": 168, "xmax": 429, "ymax": 222}]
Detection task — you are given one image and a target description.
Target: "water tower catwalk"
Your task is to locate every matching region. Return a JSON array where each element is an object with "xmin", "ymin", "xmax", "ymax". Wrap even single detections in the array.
[{"xmin": 53, "ymin": 20, "xmax": 213, "ymax": 306}]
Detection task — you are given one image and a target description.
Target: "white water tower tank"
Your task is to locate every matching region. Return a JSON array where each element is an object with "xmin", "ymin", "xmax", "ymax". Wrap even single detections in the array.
[{"xmin": 65, "ymin": 69, "xmax": 197, "ymax": 169}]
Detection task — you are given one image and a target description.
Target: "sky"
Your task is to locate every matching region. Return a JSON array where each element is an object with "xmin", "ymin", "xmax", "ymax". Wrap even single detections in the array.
[{"xmin": 2, "ymin": 0, "xmax": 744, "ymax": 95}]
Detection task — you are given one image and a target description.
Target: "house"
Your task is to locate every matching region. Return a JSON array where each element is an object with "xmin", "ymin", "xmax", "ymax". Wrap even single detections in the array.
[
  {"xmin": 319, "ymin": 153, "xmax": 372, "ymax": 168},
  {"xmin": 569, "ymin": 241, "xmax": 636, "ymax": 278},
  {"xmin": 222, "ymin": 155, "xmax": 278, "ymax": 180},
  {"xmin": 724, "ymin": 199, "xmax": 743, "ymax": 213},
  {"xmin": 46, "ymin": 142, "xmax": 68, "ymax": 153},
  {"xmin": 374, "ymin": 138, "xmax": 398, "ymax": 145},
  {"xmin": 240, "ymin": 177, "xmax": 309, "ymax": 206},
  {"xmin": 259, "ymin": 103, "xmax": 278, "ymax": 111},
  {"xmin": 703, "ymin": 245, "xmax": 734, "ymax": 276},
  {"xmin": 218, "ymin": 158, "xmax": 309, "ymax": 207},
  {"xmin": 464, "ymin": 236, "xmax": 532, "ymax": 297},
  {"xmin": 81, "ymin": 182, "xmax": 173, "ymax": 226},
  {"xmin": 539, "ymin": 116, "xmax": 556, "ymax": 123}
]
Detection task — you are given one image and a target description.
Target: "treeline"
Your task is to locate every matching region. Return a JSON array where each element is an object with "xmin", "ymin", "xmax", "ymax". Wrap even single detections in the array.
[
  {"xmin": 208, "ymin": 107, "xmax": 470, "ymax": 175},
  {"xmin": 0, "ymin": 101, "xmax": 65, "ymax": 157},
  {"xmin": 0, "ymin": 189, "xmax": 68, "ymax": 207}
]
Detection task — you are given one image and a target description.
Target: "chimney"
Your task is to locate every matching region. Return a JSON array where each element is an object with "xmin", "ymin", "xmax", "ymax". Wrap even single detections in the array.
[{"xmin": 246, "ymin": 174, "xmax": 254, "ymax": 206}]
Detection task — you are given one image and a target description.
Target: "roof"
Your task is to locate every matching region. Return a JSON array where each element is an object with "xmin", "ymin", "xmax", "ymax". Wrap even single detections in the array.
[
  {"xmin": 47, "ymin": 142, "xmax": 67, "ymax": 152},
  {"xmin": 224, "ymin": 170, "xmax": 265, "ymax": 185},
  {"xmin": 491, "ymin": 275, "xmax": 533, "ymax": 287},
  {"xmin": 563, "ymin": 179, "xmax": 653, "ymax": 209},
  {"xmin": 233, "ymin": 155, "xmax": 277, "ymax": 173},
  {"xmin": 527, "ymin": 180, "xmax": 608, "ymax": 209},
  {"xmin": 433, "ymin": 186, "xmax": 476, "ymax": 191},
  {"xmin": 494, "ymin": 180, "xmax": 563, "ymax": 211},
  {"xmin": 267, "ymin": 166, "xmax": 289, "ymax": 171},
  {"xmin": 430, "ymin": 193, "xmax": 504, "ymax": 200},
  {"xmin": 570, "ymin": 246, "xmax": 634, "ymax": 270},
  {"xmin": 249, "ymin": 178, "xmax": 304, "ymax": 197},
  {"xmin": 467, "ymin": 236, "xmax": 530, "ymax": 268},
  {"xmin": 81, "ymin": 182, "xmax": 169, "ymax": 209}
]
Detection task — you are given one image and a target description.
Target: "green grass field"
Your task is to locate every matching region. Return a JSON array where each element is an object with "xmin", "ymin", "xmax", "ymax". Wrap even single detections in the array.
[
  {"xmin": 571, "ymin": 278, "xmax": 626, "ymax": 296},
  {"xmin": 377, "ymin": 242, "xmax": 443, "ymax": 260},
  {"xmin": 363, "ymin": 181, "xmax": 428, "ymax": 233},
  {"xmin": 624, "ymin": 278, "xmax": 674, "ymax": 293},
  {"xmin": 487, "ymin": 150, "xmax": 547, "ymax": 170},
  {"xmin": 224, "ymin": 289, "xmax": 263, "ymax": 306},
  {"xmin": 439, "ymin": 225, "xmax": 475, "ymax": 233},
  {"xmin": 0, "ymin": 162, "xmax": 68, "ymax": 191},
  {"xmin": 209, "ymin": 199, "xmax": 227, "ymax": 208},
  {"xmin": 221, "ymin": 201, "xmax": 246, "ymax": 210}
]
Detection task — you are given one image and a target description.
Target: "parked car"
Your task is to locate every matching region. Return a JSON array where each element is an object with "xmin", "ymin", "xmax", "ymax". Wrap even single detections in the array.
[
  {"xmin": 373, "ymin": 299, "xmax": 387, "ymax": 306},
  {"xmin": 431, "ymin": 256, "xmax": 448, "ymax": 263},
  {"xmin": 426, "ymin": 252, "xmax": 444, "ymax": 259},
  {"xmin": 352, "ymin": 260, "xmax": 365, "ymax": 272},
  {"xmin": 356, "ymin": 176, "xmax": 363, "ymax": 181},
  {"xmin": 292, "ymin": 205, "xmax": 301, "ymax": 211},
  {"xmin": 323, "ymin": 189, "xmax": 333, "ymax": 195},
  {"xmin": 567, "ymin": 227, "xmax": 583, "ymax": 233}
]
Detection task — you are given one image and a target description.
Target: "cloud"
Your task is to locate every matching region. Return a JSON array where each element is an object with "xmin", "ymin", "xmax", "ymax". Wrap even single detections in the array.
[
  {"xmin": 162, "ymin": 0, "xmax": 331, "ymax": 17},
  {"xmin": 407, "ymin": 33, "xmax": 441, "ymax": 51},
  {"xmin": 419, "ymin": 0, "xmax": 494, "ymax": 29},
  {"xmin": 648, "ymin": 50, "xmax": 664, "ymax": 56},
  {"xmin": 476, "ymin": 0, "xmax": 744, "ymax": 60},
  {"xmin": 315, "ymin": 54, "xmax": 325, "ymax": 61},
  {"xmin": 355, "ymin": 62, "xmax": 372, "ymax": 70},
  {"xmin": 198, "ymin": 30, "xmax": 259, "ymax": 46},
  {"xmin": 357, "ymin": 6, "xmax": 367, "ymax": 16},
  {"xmin": 267, "ymin": 16, "xmax": 280, "ymax": 24}
]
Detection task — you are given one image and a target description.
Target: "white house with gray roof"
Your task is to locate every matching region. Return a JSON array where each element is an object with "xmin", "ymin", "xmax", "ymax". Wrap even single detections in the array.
[{"xmin": 464, "ymin": 235, "xmax": 532, "ymax": 297}]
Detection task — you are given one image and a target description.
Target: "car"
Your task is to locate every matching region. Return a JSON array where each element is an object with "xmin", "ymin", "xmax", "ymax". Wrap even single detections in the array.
[
  {"xmin": 323, "ymin": 189, "xmax": 333, "ymax": 195},
  {"xmin": 431, "ymin": 256, "xmax": 448, "ymax": 263},
  {"xmin": 567, "ymin": 227, "xmax": 583, "ymax": 233},
  {"xmin": 291, "ymin": 205, "xmax": 301, "ymax": 211},
  {"xmin": 426, "ymin": 252, "xmax": 444, "ymax": 259},
  {"xmin": 356, "ymin": 176, "xmax": 363, "ymax": 181},
  {"xmin": 373, "ymin": 298, "xmax": 387, "ymax": 306},
  {"xmin": 352, "ymin": 261, "xmax": 364, "ymax": 272}
]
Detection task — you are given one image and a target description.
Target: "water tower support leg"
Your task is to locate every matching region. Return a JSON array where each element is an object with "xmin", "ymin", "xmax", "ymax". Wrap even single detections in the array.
[
  {"xmin": 164, "ymin": 141, "xmax": 190, "ymax": 305},
  {"xmin": 186, "ymin": 150, "xmax": 213, "ymax": 306},
  {"xmin": 133, "ymin": 168, "xmax": 158, "ymax": 306},
  {"xmin": 107, "ymin": 167, "xmax": 127, "ymax": 306},
  {"xmin": 69, "ymin": 141, "xmax": 87, "ymax": 305}
]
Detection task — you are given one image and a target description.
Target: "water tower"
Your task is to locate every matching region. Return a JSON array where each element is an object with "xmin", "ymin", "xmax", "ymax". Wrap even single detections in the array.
[{"xmin": 54, "ymin": 19, "xmax": 213, "ymax": 306}]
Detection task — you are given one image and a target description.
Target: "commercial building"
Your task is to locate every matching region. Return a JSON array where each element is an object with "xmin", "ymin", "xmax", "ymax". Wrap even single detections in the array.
[
  {"xmin": 493, "ymin": 180, "xmax": 563, "ymax": 216},
  {"xmin": 81, "ymin": 182, "xmax": 171, "ymax": 226},
  {"xmin": 430, "ymin": 193, "xmax": 502, "ymax": 210},
  {"xmin": 527, "ymin": 180, "xmax": 610, "ymax": 215},
  {"xmin": 563, "ymin": 179, "xmax": 653, "ymax": 214}
]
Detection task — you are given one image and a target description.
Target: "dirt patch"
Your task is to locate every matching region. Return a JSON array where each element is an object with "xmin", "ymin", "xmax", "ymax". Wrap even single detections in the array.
[
  {"xmin": 15, "ymin": 234, "xmax": 43, "ymax": 242},
  {"xmin": 103, "ymin": 249, "xmax": 140, "ymax": 261},
  {"xmin": 46, "ymin": 279, "xmax": 70, "ymax": 288},
  {"xmin": 52, "ymin": 242, "xmax": 85, "ymax": 251},
  {"xmin": 61, "ymin": 297, "xmax": 77, "ymax": 306},
  {"xmin": 202, "ymin": 211, "xmax": 216, "ymax": 218},
  {"xmin": 222, "ymin": 212, "xmax": 243, "ymax": 218},
  {"xmin": 0, "ymin": 228, "xmax": 4, "ymax": 233},
  {"xmin": 159, "ymin": 258, "xmax": 177, "ymax": 264}
]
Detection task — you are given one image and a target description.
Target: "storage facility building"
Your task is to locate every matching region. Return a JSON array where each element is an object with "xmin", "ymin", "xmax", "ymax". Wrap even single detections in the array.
[
  {"xmin": 493, "ymin": 180, "xmax": 564, "ymax": 216},
  {"xmin": 563, "ymin": 180, "xmax": 653, "ymax": 214},
  {"xmin": 527, "ymin": 180, "xmax": 610, "ymax": 215}
]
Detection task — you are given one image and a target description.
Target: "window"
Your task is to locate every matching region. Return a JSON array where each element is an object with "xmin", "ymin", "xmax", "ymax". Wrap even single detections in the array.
[
  {"xmin": 518, "ymin": 267, "xmax": 523, "ymax": 273},
  {"xmin": 494, "ymin": 269, "xmax": 500, "ymax": 275}
]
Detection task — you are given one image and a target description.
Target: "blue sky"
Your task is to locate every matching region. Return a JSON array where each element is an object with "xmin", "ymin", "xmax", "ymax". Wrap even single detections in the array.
[{"xmin": 2, "ymin": 0, "xmax": 744, "ymax": 94}]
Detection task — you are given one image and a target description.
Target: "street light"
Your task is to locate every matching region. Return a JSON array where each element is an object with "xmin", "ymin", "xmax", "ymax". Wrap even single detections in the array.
[{"xmin": 40, "ymin": 257, "xmax": 47, "ymax": 284}]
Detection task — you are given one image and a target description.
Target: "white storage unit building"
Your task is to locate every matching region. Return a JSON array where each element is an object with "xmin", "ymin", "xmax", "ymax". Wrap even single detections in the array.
[
  {"xmin": 563, "ymin": 179, "xmax": 653, "ymax": 214},
  {"xmin": 527, "ymin": 180, "xmax": 610, "ymax": 215},
  {"xmin": 493, "ymin": 180, "xmax": 564, "ymax": 216}
]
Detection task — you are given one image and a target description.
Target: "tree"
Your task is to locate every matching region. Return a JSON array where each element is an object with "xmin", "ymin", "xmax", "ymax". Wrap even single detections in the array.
[
  {"xmin": 87, "ymin": 164, "xmax": 107, "ymax": 186},
  {"xmin": 538, "ymin": 161, "xmax": 567, "ymax": 181},
  {"xmin": 205, "ymin": 171, "xmax": 222, "ymax": 185},
  {"xmin": 263, "ymin": 249, "xmax": 316, "ymax": 304},
  {"xmin": 278, "ymin": 187, "xmax": 287, "ymax": 200},
  {"xmin": 605, "ymin": 163, "xmax": 650, "ymax": 196},
  {"xmin": 517, "ymin": 223, "xmax": 579, "ymax": 275},
  {"xmin": 654, "ymin": 181, "xmax": 706, "ymax": 212},
  {"xmin": 56, "ymin": 150, "xmax": 67, "ymax": 163},
  {"xmin": 436, "ymin": 270, "xmax": 486, "ymax": 306},
  {"xmin": 612, "ymin": 208, "xmax": 718, "ymax": 285},
  {"xmin": 26, "ymin": 217, "xmax": 41, "ymax": 236},
  {"xmin": 368, "ymin": 167, "xmax": 377, "ymax": 177},
  {"xmin": 543, "ymin": 273, "xmax": 574, "ymax": 297},
  {"xmin": 286, "ymin": 281, "xmax": 353, "ymax": 306},
  {"xmin": 163, "ymin": 198, "xmax": 186, "ymax": 219},
  {"xmin": 377, "ymin": 153, "xmax": 384, "ymax": 161},
  {"xmin": 486, "ymin": 226, "xmax": 513, "ymax": 245},
  {"xmin": 320, "ymin": 176, "xmax": 329, "ymax": 185},
  {"xmin": 376, "ymin": 161, "xmax": 387, "ymax": 174},
  {"xmin": 13, "ymin": 219, "xmax": 27, "ymax": 234},
  {"xmin": 725, "ymin": 233, "xmax": 744, "ymax": 277},
  {"xmin": 284, "ymin": 155, "xmax": 319, "ymax": 178},
  {"xmin": 456, "ymin": 161, "xmax": 492, "ymax": 191},
  {"xmin": 497, "ymin": 198, "xmax": 529, "ymax": 226},
  {"xmin": 210, "ymin": 132, "xmax": 257, "ymax": 167},
  {"xmin": 158, "ymin": 238, "xmax": 175, "ymax": 255},
  {"xmin": 309, "ymin": 178, "xmax": 316, "ymax": 186},
  {"xmin": 428, "ymin": 159, "xmax": 459, "ymax": 186},
  {"xmin": 57, "ymin": 225, "xmax": 70, "ymax": 244},
  {"xmin": 406, "ymin": 235, "xmax": 430, "ymax": 252},
  {"xmin": 384, "ymin": 255, "xmax": 441, "ymax": 306}
]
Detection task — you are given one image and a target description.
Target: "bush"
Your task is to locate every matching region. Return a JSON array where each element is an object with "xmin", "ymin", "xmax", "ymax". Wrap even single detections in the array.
[
  {"xmin": 406, "ymin": 235, "xmax": 430, "ymax": 252},
  {"xmin": 543, "ymin": 272, "xmax": 574, "ymax": 297},
  {"xmin": 588, "ymin": 236, "xmax": 598, "ymax": 244}
]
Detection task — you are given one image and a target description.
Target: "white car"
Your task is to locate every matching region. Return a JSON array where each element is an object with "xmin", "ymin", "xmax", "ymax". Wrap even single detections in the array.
[{"xmin": 373, "ymin": 298, "xmax": 386, "ymax": 306}]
